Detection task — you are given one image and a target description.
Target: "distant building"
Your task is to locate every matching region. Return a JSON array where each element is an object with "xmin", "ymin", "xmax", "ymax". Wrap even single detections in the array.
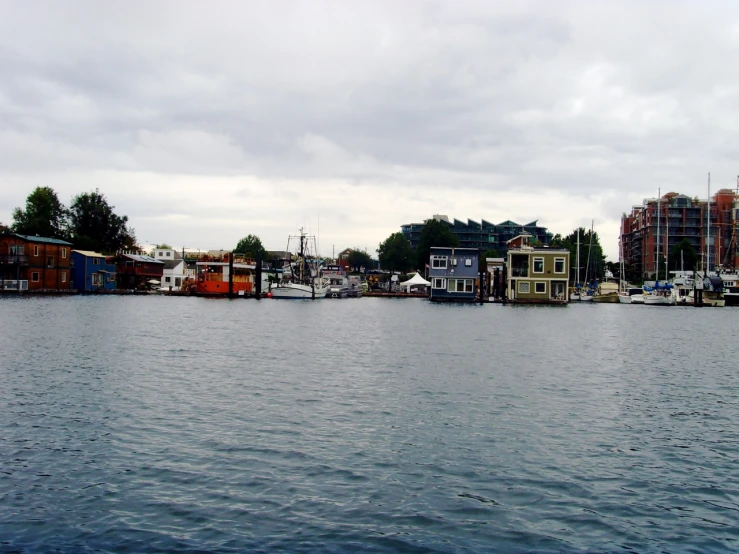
[
  {"xmin": 621, "ymin": 190, "xmax": 739, "ymax": 279},
  {"xmin": 401, "ymin": 215, "xmax": 552, "ymax": 256},
  {"xmin": 428, "ymin": 246, "xmax": 479, "ymax": 302},
  {"xmin": 0, "ymin": 233, "xmax": 72, "ymax": 291},
  {"xmin": 70, "ymin": 250, "xmax": 117, "ymax": 291}
]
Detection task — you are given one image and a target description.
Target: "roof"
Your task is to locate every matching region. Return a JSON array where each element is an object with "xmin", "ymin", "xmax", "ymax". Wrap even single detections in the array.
[
  {"xmin": 72, "ymin": 250, "xmax": 105, "ymax": 258},
  {"xmin": 120, "ymin": 253, "xmax": 163, "ymax": 264},
  {"xmin": 400, "ymin": 272, "xmax": 431, "ymax": 288},
  {"xmin": 3, "ymin": 233, "xmax": 72, "ymax": 246},
  {"xmin": 162, "ymin": 260, "xmax": 183, "ymax": 270}
]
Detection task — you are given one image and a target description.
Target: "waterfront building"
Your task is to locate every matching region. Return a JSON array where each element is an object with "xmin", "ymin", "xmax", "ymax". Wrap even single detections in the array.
[
  {"xmin": 506, "ymin": 234, "xmax": 569, "ymax": 304},
  {"xmin": 621, "ymin": 190, "xmax": 739, "ymax": 280},
  {"xmin": 401, "ymin": 215, "xmax": 552, "ymax": 257},
  {"xmin": 111, "ymin": 251, "xmax": 164, "ymax": 290},
  {"xmin": 153, "ymin": 248, "xmax": 194, "ymax": 291},
  {"xmin": 0, "ymin": 233, "xmax": 72, "ymax": 291},
  {"xmin": 428, "ymin": 247, "xmax": 479, "ymax": 302},
  {"xmin": 70, "ymin": 250, "xmax": 117, "ymax": 291}
]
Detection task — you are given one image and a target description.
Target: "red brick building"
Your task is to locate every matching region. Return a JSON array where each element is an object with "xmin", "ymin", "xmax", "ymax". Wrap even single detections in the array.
[
  {"xmin": 0, "ymin": 233, "xmax": 73, "ymax": 291},
  {"xmin": 621, "ymin": 190, "xmax": 739, "ymax": 280}
]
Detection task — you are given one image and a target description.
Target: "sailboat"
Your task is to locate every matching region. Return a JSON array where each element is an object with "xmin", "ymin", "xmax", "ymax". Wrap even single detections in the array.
[
  {"xmin": 571, "ymin": 228, "xmax": 593, "ymax": 301},
  {"xmin": 269, "ymin": 228, "xmax": 328, "ymax": 299},
  {"xmin": 644, "ymin": 189, "xmax": 675, "ymax": 305},
  {"xmin": 618, "ymin": 236, "xmax": 633, "ymax": 303}
]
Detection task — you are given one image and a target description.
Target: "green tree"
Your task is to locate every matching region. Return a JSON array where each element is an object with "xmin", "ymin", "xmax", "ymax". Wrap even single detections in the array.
[
  {"xmin": 346, "ymin": 248, "xmax": 373, "ymax": 272},
  {"xmin": 480, "ymin": 248, "xmax": 500, "ymax": 271},
  {"xmin": 0, "ymin": 222, "xmax": 10, "ymax": 234},
  {"xmin": 377, "ymin": 232, "xmax": 415, "ymax": 273},
  {"xmin": 557, "ymin": 227, "xmax": 606, "ymax": 284},
  {"xmin": 11, "ymin": 186, "xmax": 68, "ymax": 239},
  {"xmin": 416, "ymin": 218, "xmax": 459, "ymax": 269},
  {"xmin": 68, "ymin": 189, "xmax": 136, "ymax": 253},
  {"xmin": 669, "ymin": 239, "xmax": 698, "ymax": 273},
  {"xmin": 234, "ymin": 234, "xmax": 267, "ymax": 261}
]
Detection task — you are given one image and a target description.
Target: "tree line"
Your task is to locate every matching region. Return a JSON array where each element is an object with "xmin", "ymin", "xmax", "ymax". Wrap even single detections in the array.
[{"xmin": 5, "ymin": 187, "xmax": 137, "ymax": 254}]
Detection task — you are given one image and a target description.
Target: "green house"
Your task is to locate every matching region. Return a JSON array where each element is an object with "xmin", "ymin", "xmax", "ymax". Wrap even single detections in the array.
[{"xmin": 506, "ymin": 234, "xmax": 570, "ymax": 304}]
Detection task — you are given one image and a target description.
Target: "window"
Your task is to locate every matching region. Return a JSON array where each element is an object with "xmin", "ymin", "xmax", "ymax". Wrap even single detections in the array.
[
  {"xmin": 164, "ymin": 276, "xmax": 171, "ymax": 283},
  {"xmin": 92, "ymin": 273, "xmax": 100, "ymax": 286},
  {"xmin": 33, "ymin": 245, "xmax": 39, "ymax": 256},
  {"xmin": 10, "ymin": 245, "xmax": 23, "ymax": 255},
  {"xmin": 31, "ymin": 272, "xmax": 40, "ymax": 282},
  {"xmin": 93, "ymin": 257, "xmax": 100, "ymax": 265},
  {"xmin": 535, "ymin": 282, "xmax": 546, "ymax": 294},
  {"xmin": 47, "ymin": 256, "xmax": 54, "ymax": 267},
  {"xmin": 431, "ymin": 255, "xmax": 447, "ymax": 269},
  {"xmin": 554, "ymin": 258, "xmax": 565, "ymax": 273},
  {"xmin": 61, "ymin": 271, "xmax": 66, "ymax": 283},
  {"xmin": 61, "ymin": 248, "xmax": 67, "ymax": 258},
  {"xmin": 451, "ymin": 279, "xmax": 474, "ymax": 293},
  {"xmin": 465, "ymin": 259, "xmax": 472, "ymax": 267},
  {"xmin": 533, "ymin": 257, "xmax": 544, "ymax": 273},
  {"xmin": 518, "ymin": 281, "xmax": 530, "ymax": 294},
  {"xmin": 166, "ymin": 251, "xmax": 171, "ymax": 257},
  {"xmin": 175, "ymin": 277, "xmax": 182, "ymax": 287},
  {"xmin": 432, "ymin": 277, "xmax": 446, "ymax": 289}
]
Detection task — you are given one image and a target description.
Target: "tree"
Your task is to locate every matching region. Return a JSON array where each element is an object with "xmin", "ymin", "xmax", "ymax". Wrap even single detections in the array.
[
  {"xmin": 669, "ymin": 239, "xmax": 698, "ymax": 273},
  {"xmin": 557, "ymin": 227, "xmax": 606, "ymax": 284},
  {"xmin": 11, "ymin": 186, "xmax": 68, "ymax": 239},
  {"xmin": 415, "ymin": 218, "xmax": 459, "ymax": 269},
  {"xmin": 68, "ymin": 189, "xmax": 136, "ymax": 253},
  {"xmin": 234, "ymin": 234, "xmax": 267, "ymax": 261},
  {"xmin": 480, "ymin": 248, "xmax": 500, "ymax": 271},
  {"xmin": 346, "ymin": 248, "xmax": 373, "ymax": 272},
  {"xmin": 0, "ymin": 222, "xmax": 10, "ymax": 234},
  {"xmin": 377, "ymin": 232, "xmax": 415, "ymax": 273}
]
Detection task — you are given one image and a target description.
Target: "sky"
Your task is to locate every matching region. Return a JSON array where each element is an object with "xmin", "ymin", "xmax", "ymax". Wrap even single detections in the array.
[{"xmin": 2, "ymin": 0, "xmax": 739, "ymax": 261}]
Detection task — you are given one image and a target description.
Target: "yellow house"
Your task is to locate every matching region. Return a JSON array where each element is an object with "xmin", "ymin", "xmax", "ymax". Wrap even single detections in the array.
[{"xmin": 506, "ymin": 234, "xmax": 570, "ymax": 304}]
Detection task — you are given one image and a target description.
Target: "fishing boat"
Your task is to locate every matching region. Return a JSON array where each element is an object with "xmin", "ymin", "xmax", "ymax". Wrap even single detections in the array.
[
  {"xmin": 269, "ymin": 228, "xmax": 328, "ymax": 299},
  {"xmin": 323, "ymin": 265, "xmax": 350, "ymax": 298}
]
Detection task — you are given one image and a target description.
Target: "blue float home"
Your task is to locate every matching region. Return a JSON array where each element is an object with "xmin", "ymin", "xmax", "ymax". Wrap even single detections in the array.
[
  {"xmin": 70, "ymin": 250, "xmax": 117, "ymax": 291},
  {"xmin": 428, "ymin": 247, "xmax": 479, "ymax": 302}
]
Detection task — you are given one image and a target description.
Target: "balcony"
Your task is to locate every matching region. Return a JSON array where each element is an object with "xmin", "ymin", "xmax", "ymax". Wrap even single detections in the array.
[{"xmin": 0, "ymin": 254, "xmax": 29, "ymax": 265}]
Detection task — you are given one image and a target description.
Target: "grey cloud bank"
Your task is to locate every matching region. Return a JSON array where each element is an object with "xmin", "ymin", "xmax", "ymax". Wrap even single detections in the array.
[{"xmin": 2, "ymin": 0, "xmax": 739, "ymax": 259}]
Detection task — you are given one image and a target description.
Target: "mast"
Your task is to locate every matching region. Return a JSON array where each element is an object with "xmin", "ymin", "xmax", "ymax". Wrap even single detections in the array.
[
  {"xmin": 576, "ymin": 228, "xmax": 580, "ymax": 286},
  {"xmin": 665, "ymin": 195, "xmax": 669, "ymax": 279},
  {"xmin": 656, "ymin": 188, "xmax": 660, "ymax": 281},
  {"xmin": 706, "ymin": 173, "xmax": 711, "ymax": 274},
  {"xmin": 584, "ymin": 220, "xmax": 593, "ymax": 286}
]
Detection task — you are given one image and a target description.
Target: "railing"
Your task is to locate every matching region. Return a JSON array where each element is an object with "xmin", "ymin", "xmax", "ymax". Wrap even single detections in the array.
[
  {"xmin": 0, "ymin": 254, "xmax": 29, "ymax": 265},
  {"xmin": 2, "ymin": 280, "xmax": 29, "ymax": 290},
  {"xmin": 511, "ymin": 267, "xmax": 529, "ymax": 277}
]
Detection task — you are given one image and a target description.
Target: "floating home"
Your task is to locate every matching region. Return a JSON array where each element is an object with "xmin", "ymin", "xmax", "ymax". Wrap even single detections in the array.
[
  {"xmin": 428, "ymin": 247, "xmax": 479, "ymax": 302},
  {"xmin": 506, "ymin": 234, "xmax": 570, "ymax": 304},
  {"xmin": 0, "ymin": 233, "xmax": 73, "ymax": 292}
]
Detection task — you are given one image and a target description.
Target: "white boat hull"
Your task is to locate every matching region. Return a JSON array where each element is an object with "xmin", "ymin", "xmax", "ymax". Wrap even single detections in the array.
[
  {"xmin": 618, "ymin": 294, "xmax": 632, "ymax": 304},
  {"xmin": 644, "ymin": 294, "xmax": 675, "ymax": 306},
  {"xmin": 630, "ymin": 294, "xmax": 645, "ymax": 304},
  {"xmin": 270, "ymin": 283, "xmax": 328, "ymax": 299}
]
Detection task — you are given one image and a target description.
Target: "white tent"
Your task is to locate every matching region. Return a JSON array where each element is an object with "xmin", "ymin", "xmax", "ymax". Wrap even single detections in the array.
[{"xmin": 399, "ymin": 272, "xmax": 431, "ymax": 291}]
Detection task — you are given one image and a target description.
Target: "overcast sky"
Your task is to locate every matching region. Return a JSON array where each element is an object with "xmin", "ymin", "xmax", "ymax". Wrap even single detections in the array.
[{"xmin": 2, "ymin": 0, "xmax": 739, "ymax": 260}]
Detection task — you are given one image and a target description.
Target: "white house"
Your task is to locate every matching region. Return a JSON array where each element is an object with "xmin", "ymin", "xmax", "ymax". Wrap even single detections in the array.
[{"xmin": 153, "ymin": 248, "xmax": 194, "ymax": 291}]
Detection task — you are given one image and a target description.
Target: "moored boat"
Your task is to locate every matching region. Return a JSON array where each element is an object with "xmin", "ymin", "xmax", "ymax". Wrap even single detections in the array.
[{"xmin": 269, "ymin": 228, "xmax": 328, "ymax": 299}]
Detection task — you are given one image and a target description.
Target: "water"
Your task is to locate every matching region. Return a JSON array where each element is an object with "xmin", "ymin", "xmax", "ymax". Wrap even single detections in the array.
[{"xmin": 1, "ymin": 296, "xmax": 738, "ymax": 553}]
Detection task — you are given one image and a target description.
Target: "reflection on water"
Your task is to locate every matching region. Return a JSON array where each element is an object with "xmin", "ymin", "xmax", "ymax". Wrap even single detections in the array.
[{"xmin": 1, "ymin": 297, "xmax": 738, "ymax": 552}]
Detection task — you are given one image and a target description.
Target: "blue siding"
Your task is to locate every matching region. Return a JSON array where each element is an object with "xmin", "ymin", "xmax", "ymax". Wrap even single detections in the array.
[
  {"xmin": 71, "ymin": 252, "xmax": 117, "ymax": 291},
  {"xmin": 428, "ymin": 247, "xmax": 478, "ymax": 301}
]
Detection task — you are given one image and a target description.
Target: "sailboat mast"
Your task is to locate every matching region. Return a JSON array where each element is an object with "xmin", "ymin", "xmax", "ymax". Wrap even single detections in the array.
[
  {"xmin": 576, "ymin": 229, "xmax": 580, "ymax": 286},
  {"xmin": 706, "ymin": 172, "xmax": 711, "ymax": 273},
  {"xmin": 656, "ymin": 188, "xmax": 660, "ymax": 281}
]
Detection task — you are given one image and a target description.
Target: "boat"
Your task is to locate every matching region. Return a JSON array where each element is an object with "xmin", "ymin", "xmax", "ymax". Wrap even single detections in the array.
[
  {"xmin": 195, "ymin": 253, "xmax": 256, "ymax": 296},
  {"xmin": 627, "ymin": 287, "xmax": 646, "ymax": 304},
  {"xmin": 269, "ymin": 229, "xmax": 328, "ymax": 299},
  {"xmin": 669, "ymin": 271, "xmax": 694, "ymax": 305},
  {"xmin": 644, "ymin": 188, "xmax": 675, "ymax": 306},
  {"xmin": 719, "ymin": 273, "xmax": 739, "ymax": 306},
  {"xmin": 323, "ymin": 265, "xmax": 350, "ymax": 298},
  {"xmin": 571, "ymin": 227, "xmax": 594, "ymax": 301}
]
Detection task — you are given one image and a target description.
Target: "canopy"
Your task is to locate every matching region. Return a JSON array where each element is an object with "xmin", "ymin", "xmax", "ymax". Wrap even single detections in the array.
[
  {"xmin": 147, "ymin": 279, "xmax": 161, "ymax": 285},
  {"xmin": 399, "ymin": 272, "xmax": 431, "ymax": 290}
]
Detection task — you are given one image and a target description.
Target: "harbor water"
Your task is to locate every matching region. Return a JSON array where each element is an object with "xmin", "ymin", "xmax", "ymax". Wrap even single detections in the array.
[{"xmin": 1, "ymin": 296, "xmax": 738, "ymax": 553}]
